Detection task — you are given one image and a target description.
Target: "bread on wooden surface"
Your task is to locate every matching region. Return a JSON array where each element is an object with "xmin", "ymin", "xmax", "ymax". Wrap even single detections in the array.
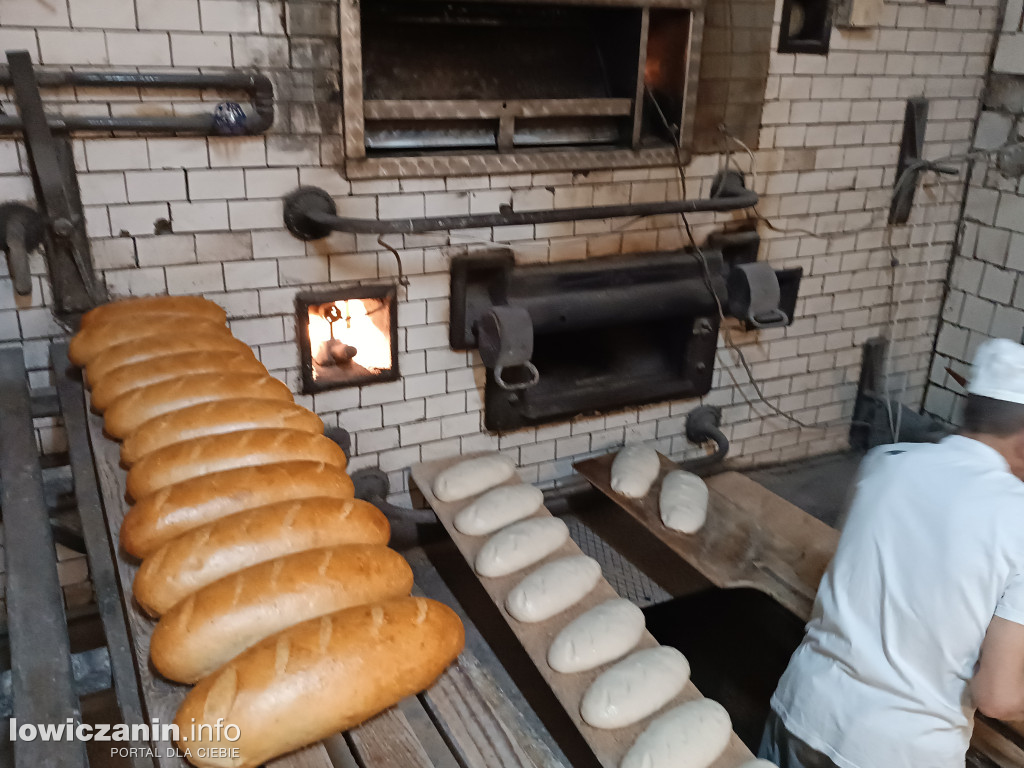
[
  {"xmin": 103, "ymin": 372, "xmax": 292, "ymax": 440},
  {"xmin": 132, "ymin": 497, "xmax": 389, "ymax": 614},
  {"xmin": 150, "ymin": 544, "xmax": 414, "ymax": 679},
  {"xmin": 90, "ymin": 351, "xmax": 267, "ymax": 413},
  {"xmin": 70, "ymin": 315, "xmax": 230, "ymax": 367},
  {"xmin": 173, "ymin": 597, "xmax": 464, "ymax": 768},
  {"xmin": 125, "ymin": 429, "xmax": 346, "ymax": 500},
  {"xmin": 120, "ymin": 461, "xmax": 355, "ymax": 558},
  {"xmin": 86, "ymin": 333, "xmax": 256, "ymax": 389},
  {"xmin": 80, "ymin": 296, "xmax": 227, "ymax": 329},
  {"xmin": 121, "ymin": 399, "xmax": 323, "ymax": 466}
]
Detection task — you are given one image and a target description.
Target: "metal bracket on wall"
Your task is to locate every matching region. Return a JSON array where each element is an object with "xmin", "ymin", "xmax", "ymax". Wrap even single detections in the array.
[{"xmin": 7, "ymin": 50, "xmax": 104, "ymax": 317}]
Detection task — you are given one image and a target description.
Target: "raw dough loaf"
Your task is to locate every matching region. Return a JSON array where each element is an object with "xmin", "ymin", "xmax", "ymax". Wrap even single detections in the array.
[
  {"xmin": 454, "ymin": 483, "xmax": 544, "ymax": 536},
  {"xmin": 505, "ymin": 555, "xmax": 602, "ymax": 623},
  {"xmin": 150, "ymin": 544, "xmax": 414, "ymax": 680},
  {"xmin": 659, "ymin": 470, "xmax": 709, "ymax": 534},
  {"xmin": 174, "ymin": 597, "xmax": 464, "ymax": 768},
  {"xmin": 580, "ymin": 646, "xmax": 691, "ymax": 729},
  {"xmin": 132, "ymin": 497, "xmax": 389, "ymax": 615},
  {"xmin": 475, "ymin": 517, "xmax": 570, "ymax": 578},
  {"xmin": 547, "ymin": 599, "xmax": 645, "ymax": 674},
  {"xmin": 619, "ymin": 699, "xmax": 732, "ymax": 768},
  {"xmin": 433, "ymin": 453, "xmax": 516, "ymax": 502},
  {"xmin": 610, "ymin": 444, "xmax": 661, "ymax": 499}
]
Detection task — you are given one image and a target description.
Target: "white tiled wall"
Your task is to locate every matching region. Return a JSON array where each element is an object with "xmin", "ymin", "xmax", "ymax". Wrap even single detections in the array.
[
  {"xmin": 0, "ymin": 0, "xmax": 1003, "ymax": 522},
  {"xmin": 926, "ymin": 2, "xmax": 1024, "ymax": 423}
]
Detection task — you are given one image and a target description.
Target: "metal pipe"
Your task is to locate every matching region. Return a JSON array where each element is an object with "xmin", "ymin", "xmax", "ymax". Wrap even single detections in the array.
[
  {"xmin": 0, "ymin": 65, "xmax": 274, "ymax": 135},
  {"xmin": 283, "ymin": 170, "xmax": 758, "ymax": 238}
]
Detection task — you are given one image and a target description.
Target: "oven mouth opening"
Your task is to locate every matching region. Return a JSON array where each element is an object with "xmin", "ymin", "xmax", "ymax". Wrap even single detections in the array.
[{"xmin": 296, "ymin": 285, "xmax": 400, "ymax": 394}]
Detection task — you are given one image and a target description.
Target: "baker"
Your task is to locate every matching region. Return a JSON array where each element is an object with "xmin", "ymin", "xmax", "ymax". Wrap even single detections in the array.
[{"xmin": 760, "ymin": 337, "xmax": 1024, "ymax": 768}]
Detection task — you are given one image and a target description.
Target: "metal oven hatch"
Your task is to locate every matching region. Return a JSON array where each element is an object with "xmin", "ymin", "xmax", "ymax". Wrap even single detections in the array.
[{"xmin": 296, "ymin": 285, "xmax": 400, "ymax": 394}]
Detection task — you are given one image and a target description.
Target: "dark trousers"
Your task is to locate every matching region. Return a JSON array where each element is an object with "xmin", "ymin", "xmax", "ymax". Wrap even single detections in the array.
[{"xmin": 758, "ymin": 710, "xmax": 841, "ymax": 768}]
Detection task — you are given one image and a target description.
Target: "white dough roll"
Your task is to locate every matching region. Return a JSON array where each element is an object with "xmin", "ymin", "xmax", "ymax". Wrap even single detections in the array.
[
  {"xmin": 547, "ymin": 599, "xmax": 645, "ymax": 673},
  {"xmin": 475, "ymin": 517, "xmax": 570, "ymax": 578},
  {"xmin": 610, "ymin": 444, "xmax": 661, "ymax": 499},
  {"xmin": 505, "ymin": 555, "xmax": 602, "ymax": 623},
  {"xmin": 659, "ymin": 470, "xmax": 709, "ymax": 534},
  {"xmin": 619, "ymin": 699, "xmax": 732, "ymax": 768},
  {"xmin": 433, "ymin": 453, "xmax": 516, "ymax": 502},
  {"xmin": 580, "ymin": 646, "xmax": 691, "ymax": 729},
  {"xmin": 454, "ymin": 483, "xmax": 544, "ymax": 536}
]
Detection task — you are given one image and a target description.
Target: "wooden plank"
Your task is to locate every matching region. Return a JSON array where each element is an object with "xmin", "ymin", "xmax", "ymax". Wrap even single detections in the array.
[
  {"xmin": 0, "ymin": 348, "xmax": 86, "ymax": 768},
  {"xmin": 346, "ymin": 707, "xmax": 434, "ymax": 768},
  {"xmin": 84, "ymin": 397, "xmax": 334, "ymax": 768},
  {"xmin": 410, "ymin": 453, "xmax": 753, "ymax": 768},
  {"xmin": 420, "ymin": 658, "xmax": 535, "ymax": 768},
  {"xmin": 574, "ymin": 454, "xmax": 838, "ymax": 620}
]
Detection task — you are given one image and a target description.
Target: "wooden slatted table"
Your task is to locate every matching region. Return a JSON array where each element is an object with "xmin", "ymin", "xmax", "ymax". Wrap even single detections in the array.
[
  {"xmin": 574, "ymin": 453, "xmax": 838, "ymax": 621},
  {"xmin": 74, "ymin": 370, "xmax": 543, "ymax": 768},
  {"xmin": 410, "ymin": 453, "xmax": 755, "ymax": 768}
]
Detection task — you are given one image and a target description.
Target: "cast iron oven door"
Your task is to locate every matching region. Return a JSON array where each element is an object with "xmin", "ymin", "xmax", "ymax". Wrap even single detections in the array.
[
  {"xmin": 296, "ymin": 285, "xmax": 399, "ymax": 394},
  {"xmin": 451, "ymin": 250, "xmax": 724, "ymax": 431}
]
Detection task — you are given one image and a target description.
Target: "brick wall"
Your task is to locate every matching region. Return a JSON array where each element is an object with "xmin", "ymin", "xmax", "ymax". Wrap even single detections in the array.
[
  {"xmin": 0, "ymin": 0, "xmax": 1002, "ymax": 521},
  {"xmin": 926, "ymin": 0, "xmax": 1024, "ymax": 423}
]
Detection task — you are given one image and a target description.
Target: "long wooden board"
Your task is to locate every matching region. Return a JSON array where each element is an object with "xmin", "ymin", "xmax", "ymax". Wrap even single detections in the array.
[
  {"xmin": 574, "ymin": 454, "xmax": 838, "ymax": 621},
  {"xmin": 410, "ymin": 453, "xmax": 754, "ymax": 768}
]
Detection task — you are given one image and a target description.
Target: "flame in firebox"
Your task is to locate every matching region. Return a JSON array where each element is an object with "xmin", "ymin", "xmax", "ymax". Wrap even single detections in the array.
[{"xmin": 308, "ymin": 300, "xmax": 392, "ymax": 373}]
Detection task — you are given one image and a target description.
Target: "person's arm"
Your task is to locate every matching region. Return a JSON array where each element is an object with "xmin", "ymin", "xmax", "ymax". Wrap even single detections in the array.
[{"xmin": 971, "ymin": 615, "xmax": 1024, "ymax": 721}]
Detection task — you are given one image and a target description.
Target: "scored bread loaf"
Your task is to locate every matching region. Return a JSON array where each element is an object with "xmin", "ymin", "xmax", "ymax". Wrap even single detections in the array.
[
  {"xmin": 80, "ymin": 296, "xmax": 226, "ymax": 329},
  {"xmin": 90, "ymin": 351, "xmax": 267, "ymax": 413},
  {"xmin": 125, "ymin": 428, "xmax": 347, "ymax": 500},
  {"xmin": 120, "ymin": 461, "xmax": 355, "ymax": 558},
  {"xmin": 69, "ymin": 315, "xmax": 230, "ymax": 367},
  {"xmin": 121, "ymin": 399, "xmax": 323, "ymax": 466},
  {"xmin": 86, "ymin": 333, "xmax": 255, "ymax": 389},
  {"xmin": 103, "ymin": 372, "xmax": 292, "ymax": 440},
  {"xmin": 150, "ymin": 544, "xmax": 415, "ymax": 679},
  {"xmin": 174, "ymin": 597, "xmax": 464, "ymax": 768},
  {"xmin": 132, "ymin": 497, "xmax": 389, "ymax": 615}
]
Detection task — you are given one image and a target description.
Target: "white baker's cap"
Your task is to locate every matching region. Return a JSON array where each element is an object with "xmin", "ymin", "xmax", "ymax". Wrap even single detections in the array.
[{"xmin": 968, "ymin": 338, "xmax": 1024, "ymax": 404}]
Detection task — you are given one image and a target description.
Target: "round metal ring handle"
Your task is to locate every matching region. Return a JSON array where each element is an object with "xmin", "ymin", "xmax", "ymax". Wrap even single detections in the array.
[{"xmin": 494, "ymin": 362, "xmax": 540, "ymax": 391}]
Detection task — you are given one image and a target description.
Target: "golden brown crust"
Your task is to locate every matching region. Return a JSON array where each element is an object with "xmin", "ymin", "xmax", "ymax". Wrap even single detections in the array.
[
  {"xmin": 150, "ymin": 545, "xmax": 414, "ymax": 679},
  {"xmin": 103, "ymin": 373, "xmax": 292, "ymax": 440},
  {"xmin": 69, "ymin": 315, "xmax": 230, "ymax": 367},
  {"xmin": 120, "ymin": 462, "xmax": 355, "ymax": 558},
  {"xmin": 80, "ymin": 296, "xmax": 227, "ymax": 329},
  {"xmin": 125, "ymin": 429, "xmax": 347, "ymax": 500},
  {"xmin": 90, "ymin": 351, "xmax": 266, "ymax": 413},
  {"xmin": 86, "ymin": 333, "xmax": 255, "ymax": 388},
  {"xmin": 173, "ymin": 597, "xmax": 464, "ymax": 767},
  {"xmin": 121, "ymin": 399, "xmax": 323, "ymax": 466}
]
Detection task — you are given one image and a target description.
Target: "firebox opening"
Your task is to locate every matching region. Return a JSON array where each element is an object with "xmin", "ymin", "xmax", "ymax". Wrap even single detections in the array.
[{"xmin": 297, "ymin": 286, "xmax": 399, "ymax": 394}]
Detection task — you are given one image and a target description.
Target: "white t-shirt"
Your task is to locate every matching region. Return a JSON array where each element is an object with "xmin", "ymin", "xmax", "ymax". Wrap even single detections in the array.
[{"xmin": 771, "ymin": 436, "xmax": 1024, "ymax": 768}]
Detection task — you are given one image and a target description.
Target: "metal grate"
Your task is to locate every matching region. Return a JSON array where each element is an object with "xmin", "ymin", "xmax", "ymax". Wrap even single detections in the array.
[{"xmin": 561, "ymin": 514, "xmax": 670, "ymax": 608}]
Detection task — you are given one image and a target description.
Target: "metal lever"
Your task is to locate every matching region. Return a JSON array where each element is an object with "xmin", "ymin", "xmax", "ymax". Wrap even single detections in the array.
[
  {"xmin": 0, "ymin": 202, "xmax": 43, "ymax": 295},
  {"xmin": 477, "ymin": 305, "xmax": 540, "ymax": 392}
]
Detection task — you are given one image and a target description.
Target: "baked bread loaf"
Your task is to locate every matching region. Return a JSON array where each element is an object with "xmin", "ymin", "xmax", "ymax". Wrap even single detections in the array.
[
  {"xmin": 120, "ymin": 462, "xmax": 355, "ymax": 558},
  {"xmin": 86, "ymin": 333, "xmax": 255, "ymax": 389},
  {"xmin": 70, "ymin": 315, "xmax": 229, "ymax": 367},
  {"xmin": 90, "ymin": 351, "xmax": 267, "ymax": 413},
  {"xmin": 121, "ymin": 399, "xmax": 323, "ymax": 466},
  {"xmin": 174, "ymin": 597, "xmax": 464, "ymax": 768},
  {"xmin": 132, "ymin": 497, "xmax": 389, "ymax": 613},
  {"xmin": 80, "ymin": 296, "xmax": 226, "ymax": 329},
  {"xmin": 150, "ymin": 545, "xmax": 415, "ymax": 679},
  {"xmin": 125, "ymin": 429, "xmax": 347, "ymax": 500},
  {"xmin": 103, "ymin": 372, "xmax": 292, "ymax": 440}
]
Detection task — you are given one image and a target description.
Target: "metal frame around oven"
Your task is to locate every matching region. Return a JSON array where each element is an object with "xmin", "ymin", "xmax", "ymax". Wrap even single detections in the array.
[
  {"xmin": 295, "ymin": 283, "xmax": 401, "ymax": 395},
  {"xmin": 339, "ymin": 0, "xmax": 705, "ymax": 178}
]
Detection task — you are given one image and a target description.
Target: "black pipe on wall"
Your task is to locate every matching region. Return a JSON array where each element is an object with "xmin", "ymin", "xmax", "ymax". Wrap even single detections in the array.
[{"xmin": 0, "ymin": 66, "xmax": 274, "ymax": 135}]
